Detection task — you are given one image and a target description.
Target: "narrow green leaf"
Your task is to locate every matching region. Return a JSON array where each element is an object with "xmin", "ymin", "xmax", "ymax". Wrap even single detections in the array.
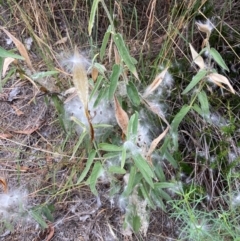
[
  {"xmin": 100, "ymin": 26, "xmax": 111, "ymax": 60},
  {"xmin": 89, "ymin": 161, "xmax": 103, "ymax": 196},
  {"xmin": 31, "ymin": 71, "xmax": 58, "ymax": 80},
  {"xmin": 210, "ymin": 48, "xmax": 229, "ymax": 72},
  {"xmin": 154, "ymin": 182, "xmax": 178, "ymax": 189},
  {"xmin": 121, "ymin": 146, "xmax": 127, "ymax": 169},
  {"xmin": 113, "ymin": 33, "xmax": 139, "ymax": 80},
  {"xmin": 192, "ymin": 103, "xmax": 203, "ymax": 116},
  {"xmin": 140, "ymin": 183, "xmax": 155, "ymax": 209},
  {"xmin": 90, "ymin": 76, "xmax": 103, "ymax": 101},
  {"xmin": 77, "ymin": 150, "xmax": 96, "ymax": 184},
  {"xmin": 132, "ymin": 215, "xmax": 141, "ymax": 233},
  {"xmin": 133, "ymin": 153, "xmax": 154, "ymax": 188},
  {"xmin": 124, "ymin": 166, "xmax": 136, "ymax": 196},
  {"xmin": 108, "ymin": 64, "xmax": 121, "ymax": 100},
  {"xmin": 42, "ymin": 206, "xmax": 54, "ymax": 222},
  {"xmin": 171, "ymin": 105, "xmax": 191, "ymax": 133},
  {"xmin": 164, "ymin": 150, "xmax": 178, "ymax": 168},
  {"xmin": 88, "ymin": 0, "xmax": 100, "ymax": 35},
  {"xmin": 126, "ymin": 112, "xmax": 138, "ymax": 141},
  {"xmin": 151, "ymin": 189, "xmax": 166, "ymax": 211},
  {"xmin": 30, "ymin": 210, "xmax": 48, "ymax": 229},
  {"xmin": 71, "ymin": 131, "xmax": 88, "ymax": 159},
  {"xmin": 93, "ymin": 87, "xmax": 107, "ymax": 107},
  {"xmin": 0, "ymin": 47, "xmax": 24, "ymax": 59},
  {"xmin": 108, "ymin": 166, "xmax": 126, "ymax": 174},
  {"xmin": 198, "ymin": 90, "xmax": 210, "ymax": 119},
  {"xmin": 98, "ymin": 143, "xmax": 123, "ymax": 152},
  {"xmin": 127, "ymin": 82, "xmax": 140, "ymax": 106},
  {"xmin": 154, "ymin": 164, "xmax": 166, "ymax": 182},
  {"xmin": 182, "ymin": 69, "xmax": 207, "ymax": 94}
]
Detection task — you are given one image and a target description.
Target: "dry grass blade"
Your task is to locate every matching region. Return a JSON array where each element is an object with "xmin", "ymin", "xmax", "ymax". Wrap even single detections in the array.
[
  {"xmin": 147, "ymin": 126, "xmax": 170, "ymax": 159},
  {"xmin": 208, "ymin": 73, "xmax": 235, "ymax": 94},
  {"xmin": 53, "ymin": 36, "xmax": 68, "ymax": 46},
  {"xmin": 0, "ymin": 26, "xmax": 34, "ymax": 71},
  {"xmin": 2, "ymin": 57, "xmax": 15, "ymax": 77},
  {"xmin": 189, "ymin": 43, "xmax": 205, "ymax": 70},
  {"xmin": 114, "ymin": 95, "xmax": 129, "ymax": 135},
  {"xmin": 144, "ymin": 67, "xmax": 168, "ymax": 97}
]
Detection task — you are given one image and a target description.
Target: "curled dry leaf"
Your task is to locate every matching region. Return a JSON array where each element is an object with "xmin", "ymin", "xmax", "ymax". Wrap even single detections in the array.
[
  {"xmin": 144, "ymin": 67, "xmax": 168, "ymax": 97},
  {"xmin": 0, "ymin": 26, "xmax": 33, "ymax": 71},
  {"xmin": 2, "ymin": 57, "xmax": 15, "ymax": 77},
  {"xmin": 208, "ymin": 73, "xmax": 235, "ymax": 94},
  {"xmin": 114, "ymin": 96, "xmax": 129, "ymax": 135},
  {"xmin": 196, "ymin": 19, "xmax": 213, "ymax": 39},
  {"xmin": 189, "ymin": 43, "xmax": 205, "ymax": 70},
  {"xmin": 0, "ymin": 177, "xmax": 8, "ymax": 193},
  {"xmin": 147, "ymin": 126, "xmax": 170, "ymax": 159}
]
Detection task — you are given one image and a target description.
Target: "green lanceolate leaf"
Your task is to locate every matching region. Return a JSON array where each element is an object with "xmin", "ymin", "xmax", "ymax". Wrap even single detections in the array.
[
  {"xmin": 171, "ymin": 105, "xmax": 191, "ymax": 133},
  {"xmin": 100, "ymin": 26, "xmax": 111, "ymax": 60},
  {"xmin": 31, "ymin": 71, "xmax": 59, "ymax": 79},
  {"xmin": 98, "ymin": 143, "xmax": 123, "ymax": 152},
  {"xmin": 127, "ymin": 81, "xmax": 140, "ymax": 106},
  {"xmin": 198, "ymin": 90, "xmax": 210, "ymax": 119},
  {"xmin": 0, "ymin": 47, "xmax": 24, "ymax": 59},
  {"xmin": 88, "ymin": 161, "xmax": 103, "ymax": 196},
  {"xmin": 140, "ymin": 183, "xmax": 155, "ymax": 209},
  {"xmin": 133, "ymin": 153, "xmax": 154, "ymax": 188},
  {"xmin": 210, "ymin": 48, "xmax": 229, "ymax": 72},
  {"xmin": 77, "ymin": 150, "xmax": 96, "ymax": 184},
  {"xmin": 164, "ymin": 150, "xmax": 178, "ymax": 168},
  {"xmin": 108, "ymin": 64, "xmax": 121, "ymax": 100},
  {"xmin": 126, "ymin": 112, "xmax": 139, "ymax": 141},
  {"xmin": 108, "ymin": 166, "xmax": 126, "ymax": 174},
  {"xmin": 132, "ymin": 215, "xmax": 141, "ymax": 233},
  {"xmin": 113, "ymin": 33, "xmax": 139, "ymax": 80},
  {"xmin": 124, "ymin": 166, "xmax": 136, "ymax": 196},
  {"xmin": 88, "ymin": 0, "xmax": 101, "ymax": 35},
  {"xmin": 182, "ymin": 69, "xmax": 207, "ymax": 94},
  {"xmin": 30, "ymin": 210, "xmax": 48, "ymax": 229}
]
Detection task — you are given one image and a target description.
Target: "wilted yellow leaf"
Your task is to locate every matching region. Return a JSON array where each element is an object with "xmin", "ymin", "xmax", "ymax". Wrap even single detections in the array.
[
  {"xmin": 2, "ymin": 57, "xmax": 15, "ymax": 77},
  {"xmin": 144, "ymin": 67, "xmax": 168, "ymax": 97},
  {"xmin": 189, "ymin": 44, "xmax": 205, "ymax": 70},
  {"xmin": 208, "ymin": 73, "xmax": 235, "ymax": 94},
  {"xmin": 0, "ymin": 26, "xmax": 33, "ymax": 71},
  {"xmin": 114, "ymin": 96, "xmax": 129, "ymax": 135}
]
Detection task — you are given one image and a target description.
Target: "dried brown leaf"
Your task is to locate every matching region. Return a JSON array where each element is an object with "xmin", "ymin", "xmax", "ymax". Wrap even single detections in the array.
[
  {"xmin": 114, "ymin": 96, "xmax": 129, "ymax": 135},
  {"xmin": 147, "ymin": 126, "xmax": 169, "ymax": 158},
  {"xmin": 208, "ymin": 73, "xmax": 235, "ymax": 94},
  {"xmin": 0, "ymin": 26, "xmax": 33, "ymax": 71},
  {"xmin": 91, "ymin": 67, "xmax": 98, "ymax": 82},
  {"xmin": 2, "ymin": 57, "xmax": 15, "ymax": 77},
  {"xmin": 189, "ymin": 44, "xmax": 205, "ymax": 70},
  {"xmin": 114, "ymin": 45, "xmax": 121, "ymax": 64},
  {"xmin": 144, "ymin": 67, "xmax": 168, "ymax": 97},
  {"xmin": 0, "ymin": 177, "xmax": 8, "ymax": 193}
]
